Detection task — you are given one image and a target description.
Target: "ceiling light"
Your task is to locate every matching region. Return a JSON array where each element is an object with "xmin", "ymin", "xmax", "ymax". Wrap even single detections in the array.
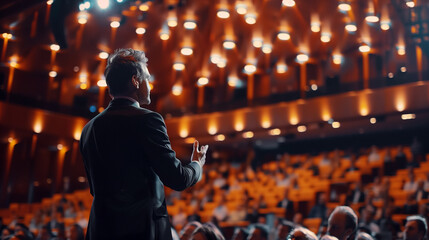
[
  {"xmin": 332, "ymin": 121, "xmax": 341, "ymax": 128},
  {"xmin": 252, "ymin": 38, "xmax": 263, "ymax": 48},
  {"xmin": 311, "ymin": 22, "xmax": 320, "ymax": 32},
  {"xmin": 167, "ymin": 17, "xmax": 178, "ymax": 27},
  {"xmin": 50, "ymin": 44, "xmax": 60, "ymax": 51},
  {"xmin": 228, "ymin": 77, "xmax": 243, "ymax": 87},
  {"xmin": 370, "ymin": 117, "xmax": 376, "ymax": 124},
  {"xmin": 397, "ymin": 46, "xmax": 406, "ymax": 55},
  {"xmin": 269, "ymin": 128, "xmax": 281, "ymax": 136},
  {"xmin": 139, "ymin": 3, "xmax": 150, "ymax": 11},
  {"xmin": 136, "ymin": 27, "xmax": 146, "ymax": 35},
  {"xmin": 245, "ymin": 14, "xmax": 257, "ymax": 24},
  {"xmin": 197, "ymin": 77, "xmax": 209, "ymax": 86},
  {"xmin": 217, "ymin": 58, "xmax": 227, "ymax": 68},
  {"xmin": 99, "ymin": 52, "xmax": 109, "ymax": 59},
  {"xmin": 97, "ymin": 79, "xmax": 107, "ymax": 87},
  {"xmin": 77, "ymin": 12, "xmax": 88, "ymax": 24},
  {"xmin": 110, "ymin": 21, "xmax": 120, "ymax": 28},
  {"xmin": 244, "ymin": 61, "xmax": 257, "ymax": 74},
  {"xmin": 345, "ymin": 23, "xmax": 357, "ymax": 32},
  {"xmin": 217, "ymin": 9, "xmax": 230, "ymax": 19},
  {"xmin": 406, "ymin": 0, "xmax": 415, "ymax": 8},
  {"xmin": 277, "ymin": 31, "xmax": 291, "ymax": 40},
  {"xmin": 47, "ymin": 0, "xmax": 53, "ymax": 5},
  {"xmin": 401, "ymin": 113, "xmax": 415, "ymax": 120},
  {"xmin": 359, "ymin": 44, "xmax": 370, "ymax": 53},
  {"xmin": 296, "ymin": 53, "xmax": 309, "ymax": 63},
  {"xmin": 297, "ymin": 125, "xmax": 307, "ymax": 132},
  {"xmin": 388, "ymin": 72, "xmax": 394, "ymax": 78},
  {"xmin": 242, "ymin": 131, "xmax": 254, "ymax": 138},
  {"xmin": 380, "ymin": 21, "xmax": 390, "ymax": 30},
  {"xmin": 215, "ymin": 134, "xmax": 225, "ymax": 141},
  {"xmin": 173, "ymin": 62, "xmax": 185, "ymax": 71},
  {"xmin": 223, "ymin": 40, "xmax": 236, "ymax": 49},
  {"xmin": 311, "ymin": 84, "xmax": 318, "ymax": 91},
  {"xmin": 365, "ymin": 14, "xmax": 379, "ymax": 23},
  {"xmin": 282, "ymin": 0, "xmax": 295, "ymax": 7},
  {"xmin": 262, "ymin": 43, "xmax": 272, "ymax": 54},
  {"xmin": 179, "ymin": 129, "xmax": 188, "ymax": 138},
  {"xmin": 333, "ymin": 54, "xmax": 342, "ymax": 64},
  {"xmin": 338, "ymin": 2, "xmax": 351, "ymax": 11},
  {"xmin": 400, "ymin": 66, "xmax": 407, "ymax": 72},
  {"xmin": 184, "ymin": 20, "xmax": 197, "ymax": 29},
  {"xmin": 276, "ymin": 63, "xmax": 287, "ymax": 73},
  {"xmin": 235, "ymin": 3, "xmax": 247, "ymax": 15},
  {"xmin": 181, "ymin": 47, "xmax": 193, "ymax": 56},
  {"xmin": 49, "ymin": 71, "xmax": 57, "ymax": 78},
  {"xmin": 160, "ymin": 32, "xmax": 170, "ymax": 40},
  {"xmin": 320, "ymin": 32, "xmax": 331, "ymax": 43},
  {"xmin": 96, "ymin": 0, "xmax": 109, "ymax": 9},
  {"xmin": 210, "ymin": 54, "xmax": 221, "ymax": 64},
  {"xmin": 172, "ymin": 84, "xmax": 183, "ymax": 96}
]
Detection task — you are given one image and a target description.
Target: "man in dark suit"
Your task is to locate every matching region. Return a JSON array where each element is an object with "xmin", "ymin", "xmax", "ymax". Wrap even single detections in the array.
[{"xmin": 80, "ymin": 49, "xmax": 208, "ymax": 240}]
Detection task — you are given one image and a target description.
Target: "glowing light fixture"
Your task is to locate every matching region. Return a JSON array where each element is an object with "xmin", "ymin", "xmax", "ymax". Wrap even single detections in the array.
[
  {"xmin": 244, "ymin": 61, "xmax": 257, "ymax": 74},
  {"xmin": 338, "ymin": 2, "xmax": 351, "ymax": 11},
  {"xmin": 172, "ymin": 84, "xmax": 183, "ymax": 96},
  {"xmin": 173, "ymin": 62, "xmax": 185, "ymax": 71},
  {"xmin": 296, "ymin": 53, "xmax": 309, "ymax": 63},
  {"xmin": 311, "ymin": 22, "xmax": 320, "ymax": 32},
  {"xmin": 282, "ymin": 0, "xmax": 295, "ymax": 7},
  {"xmin": 136, "ymin": 27, "xmax": 146, "ymax": 35},
  {"xmin": 99, "ymin": 52, "xmax": 109, "ymax": 59},
  {"xmin": 217, "ymin": 58, "xmax": 227, "ymax": 68},
  {"xmin": 167, "ymin": 17, "xmax": 178, "ymax": 27},
  {"xmin": 245, "ymin": 14, "xmax": 257, "ymax": 24},
  {"xmin": 96, "ymin": 0, "xmax": 109, "ymax": 9},
  {"xmin": 365, "ymin": 14, "xmax": 379, "ymax": 23},
  {"xmin": 359, "ymin": 43, "xmax": 370, "ymax": 53},
  {"xmin": 223, "ymin": 40, "xmax": 236, "ymax": 49},
  {"xmin": 217, "ymin": 9, "xmax": 230, "ymax": 19},
  {"xmin": 333, "ymin": 54, "xmax": 342, "ymax": 64},
  {"xmin": 184, "ymin": 20, "xmax": 197, "ymax": 30},
  {"xmin": 406, "ymin": 0, "xmax": 415, "ymax": 8},
  {"xmin": 345, "ymin": 23, "xmax": 357, "ymax": 32},
  {"xmin": 208, "ymin": 126, "xmax": 217, "ymax": 135},
  {"xmin": 179, "ymin": 129, "xmax": 188, "ymax": 138},
  {"xmin": 332, "ymin": 121, "xmax": 341, "ymax": 128},
  {"xmin": 380, "ymin": 21, "xmax": 390, "ymax": 30},
  {"xmin": 276, "ymin": 63, "xmax": 287, "ymax": 73},
  {"xmin": 197, "ymin": 77, "xmax": 209, "ymax": 86},
  {"xmin": 97, "ymin": 79, "xmax": 107, "ymax": 87},
  {"xmin": 401, "ymin": 113, "xmax": 415, "ymax": 120},
  {"xmin": 77, "ymin": 12, "xmax": 88, "ymax": 24},
  {"xmin": 181, "ymin": 47, "xmax": 193, "ymax": 56},
  {"xmin": 80, "ymin": 83, "xmax": 88, "ymax": 90},
  {"xmin": 311, "ymin": 84, "xmax": 318, "ymax": 91},
  {"xmin": 210, "ymin": 54, "xmax": 221, "ymax": 64},
  {"xmin": 228, "ymin": 77, "xmax": 240, "ymax": 87},
  {"xmin": 252, "ymin": 38, "xmax": 263, "ymax": 48},
  {"xmin": 49, "ymin": 71, "xmax": 57, "ymax": 78},
  {"xmin": 160, "ymin": 32, "xmax": 170, "ymax": 40},
  {"xmin": 1, "ymin": 33, "xmax": 12, "ymax": 39},
  {"xmin": 139, "ymin": 3, "xmax": 150, "ymax": 11},
  {"xmin": 50, "ymin": 44, "xmax": 60, "ymax": 51},
  {"xmin": 297, "ymin": 125, "xmax": 307, "ymax": 132},
  {"xmin": 320, "ymin": 32, "xmax": 331, "ymax": 43},
  {"xmin": 397, "ymin": 46, "xmax": 406, "ymax": 55},
  {"xmin": 242, "ymin": 131, "xmax": 254, "ymax": 138},
  {"xmin": 370, "ymin": 118, "xmax": 376, "ymax": 124},
  {"xmin": 47, "ymin": 0, "xmax": 53, "ymax": 5},
  {"xmin": 269, "ymin": 128, "xmax": 281, "ymax": 136},
  {"xmin": 235, "ymin": 3, "xmax": 247, "ymax": 15},
  {"xmin": 262, "ymin": 44, "xmax": 273, "ymax": 54},
  {"xmin": 400, "ymin": 66, "xmax": 407, "ymax": 72},
  {"xmin": 277, "ymin": 31, "xmax": 291, "ymax": 40},
  {"xmin": 215, "ymin": 134, "xmax": 225, "ymax": 141},
  {"xmin": 110, "ymin": 21, "xmax": 120, "ymax": 28}
]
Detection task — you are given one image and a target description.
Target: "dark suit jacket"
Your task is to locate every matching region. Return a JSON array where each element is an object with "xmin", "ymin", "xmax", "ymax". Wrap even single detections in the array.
[{"xmin": 80, "ymin": 98, "xmax": 202, "ymax": 240}]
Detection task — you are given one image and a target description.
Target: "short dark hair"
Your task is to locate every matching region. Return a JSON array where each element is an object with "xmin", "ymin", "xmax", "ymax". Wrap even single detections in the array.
[
  {"xmin": 330, "ymin": 206, "xmax": 358, "ymax": 232},
  {"xmin": 406, "ymin": 215, "xmax": 428, "ymax": 236},
  {"xmin": 250, "ymin": 224, "xmax": 269, "ymax": 239},
  {"xmin": 192, "ymin": 223, "xmax": 225, "ymax": 240},
  {"xmin": 104, "ymin": 48, "xmax": 148, "ymax": 95}
]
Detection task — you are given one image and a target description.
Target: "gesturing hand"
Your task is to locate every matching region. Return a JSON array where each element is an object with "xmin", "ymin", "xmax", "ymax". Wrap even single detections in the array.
[{"xmin": 191, "ymin": 140, "xmax": 208, "ymax": 167}]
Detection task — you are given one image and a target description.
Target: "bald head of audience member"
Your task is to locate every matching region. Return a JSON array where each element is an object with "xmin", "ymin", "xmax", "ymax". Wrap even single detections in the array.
[
  {"xmin": 327, "ymin": 206, "xmax": 358, "ymax": 240},
  {"xmin": 287, "ymin": 227, "xmax": 317, "ymax": 240},
  {"xmin": 403, "ymin": 215, "xmax": 427, "ymax": 240},
  {"xmin": 180, "ymin": 221, "xmax": 202, "ymax": 240}
]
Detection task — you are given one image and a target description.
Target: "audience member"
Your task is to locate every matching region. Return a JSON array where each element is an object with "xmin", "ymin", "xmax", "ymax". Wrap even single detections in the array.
[
  {"xmin": 231, "ymin": 227, "xmax": 249, "ymax": 240},
  {"xmin": 68, "ymin": 224, "xmax": 84, "ymax": 240},
  {"xmin": 286, "ymin": 227, "xmax": 317, "ymax": 240},
  {"xmin": 191, "ymin": 223, "xmax": 224, "ymax": 240},
  {"xmin": 395, "ymin": 146, "xmax": 408, "ymax": 170},
  {"xmin": 327, "ymin": 206, "xmax": 358, "ymax": 240},
  {"xmin": 308, "ymin": 193, "xmax": 328, "ymax": 221},
  {"xmin": 275, "ymin": 219, "xmax": 295, "ymax": 240},
  {"xmin": 403, "ymin": 215, "xmax": 427, "ymax": 240},
  {"xmin": 320, "ymin": 235, "xmax": 338, "ymax": 240},
  {"xmin": 247, "ymin": 224, "xmax": 269, "ymax": 240},
  {"xmin": 277, "ymin": 188, "xmax": 294, "ymax": 220},
  {"xmin": 346, "ymin": 182, "xmax": 365, "ymax": 205},
  {"xmin": 404, "ymin": 169, "xmax": 419, "ymax": 193},
  {"xmin": 413, "ymin": 181, "xmax": 429, "ymax": 202},
  {"xmin": 180, "ymin": 221, "xmax": 202, "ymax": 240},
  {"xmin": 368, "ymin": 146, "xmax": 380, "ymax": 163},
  {"xmin": 355, "ymin": 232, "xmax": 374, "ymax": 240}
]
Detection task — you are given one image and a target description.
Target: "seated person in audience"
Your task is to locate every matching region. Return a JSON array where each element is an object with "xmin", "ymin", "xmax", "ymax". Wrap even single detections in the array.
[
  {"xmin": 358, "ymin": 208, "xmax": 380, "ymax": 236},
  {"xmin": 1, "ymin": 227, "xmax": 13, "ymax": 240},
  {"xmin": 247, "ymin": 224, "xmax": 269, "ymax": 240},
  {"xmin": 395, "ymin": 146, "xmax": 408, "ymax": 170},
  {"xmin": 413, "ymin": 181, "xmax": 429, "ymax": 202},
  {"xmin": 231, "ymin": 227, "xmax": 248, "ymax": 240},
  {"xmin": 180, "ymin": 221, "xmax": 202, "ymax": 240},
  {"xmin": 355, "ymin": 232, "xmax": 374, "ymax": 240},
  {"xmin": 346, "ymin": 181, "xmax": 366, "ymax": 205},
  {"xmin": 327, "ymin": 206, "xmax": 358, "ymax": 240},
  {"xmin": 345, "ymin": 154, "xmax": 359, "ymax": 172},
  {"xmin": 191, "ymin": 222, "xmax": 224, "ymax": 240},
  {"xmin": 173, "ymin": 206, "xmax": 188, "ymax": 229},
  {"xmin": 286, "ymin": 227, "xmax": 317, "ymax": 240},
  {"xmin": 36, "ymin": 225, "xmax": 53, "ymax": 240},
  {"xmin": 308, "ymin": 193, "xmax": 328, "ymax": 221},
  {"xmin": 228, "ymin": 204, "xmax": 247, "ymax": 223},
  {"xmin": 275, "ymin": 219, "xmax": 295, "ymax": 240},
  {"xmin": 293, "ymin": 213, "xmax": 304, "ymax": 228},
  {"xmin": 403, "ymin": 194, "xmax": 419, "ymax": 215},
  {"xmin": 68, "ymin": 224, "xmax": 84, "ymax": 240},
  {"xmin": 379, "ymin": 205, "xmax": 400, "ymax": 239},
  {"xmin": 384, "ymin": 148, "xmax": 396, "ymax": 176},
  {"xmin": 368, "ymin": 146, "xmax": 380, "ymax": 163},
  {"xmin": 277, "ymin": 188, "xmax": 294, "ymax": 220},
  {"xmin": 320, "ymin": 235, "xmax": 338, "ymax": 240},
  {"xmin": 404, "ymin": 169, "xmax": 419, "ymax": 193},
  {"xmin": 320, "ymin": 152, "xmax": 331, "ymax": 166},
  {"xmin": 306, "ymin": 157, "xmax": 320, "ymax": 176},
  {"xmin": 403, "ymin": 215, "xmax": 427, "ymax": 240},
  {"xmin": 212, "ymin": 196, "xmax": 228, "ymax": 223}
]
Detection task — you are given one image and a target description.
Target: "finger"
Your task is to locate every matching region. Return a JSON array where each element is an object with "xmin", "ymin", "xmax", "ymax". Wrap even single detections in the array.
[
  {"xmin": 193, "ymin": 140, "xmax": 199, "ymax": 152},
  {"xmin": 202, "ymin": 145, "xmax": 209, "ymax": 153}
]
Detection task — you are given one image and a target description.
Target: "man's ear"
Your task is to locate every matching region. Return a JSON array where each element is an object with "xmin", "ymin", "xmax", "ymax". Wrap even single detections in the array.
[{"xmin": 132, "ymin": 75, "xmax": 139, "ymax": 89}]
